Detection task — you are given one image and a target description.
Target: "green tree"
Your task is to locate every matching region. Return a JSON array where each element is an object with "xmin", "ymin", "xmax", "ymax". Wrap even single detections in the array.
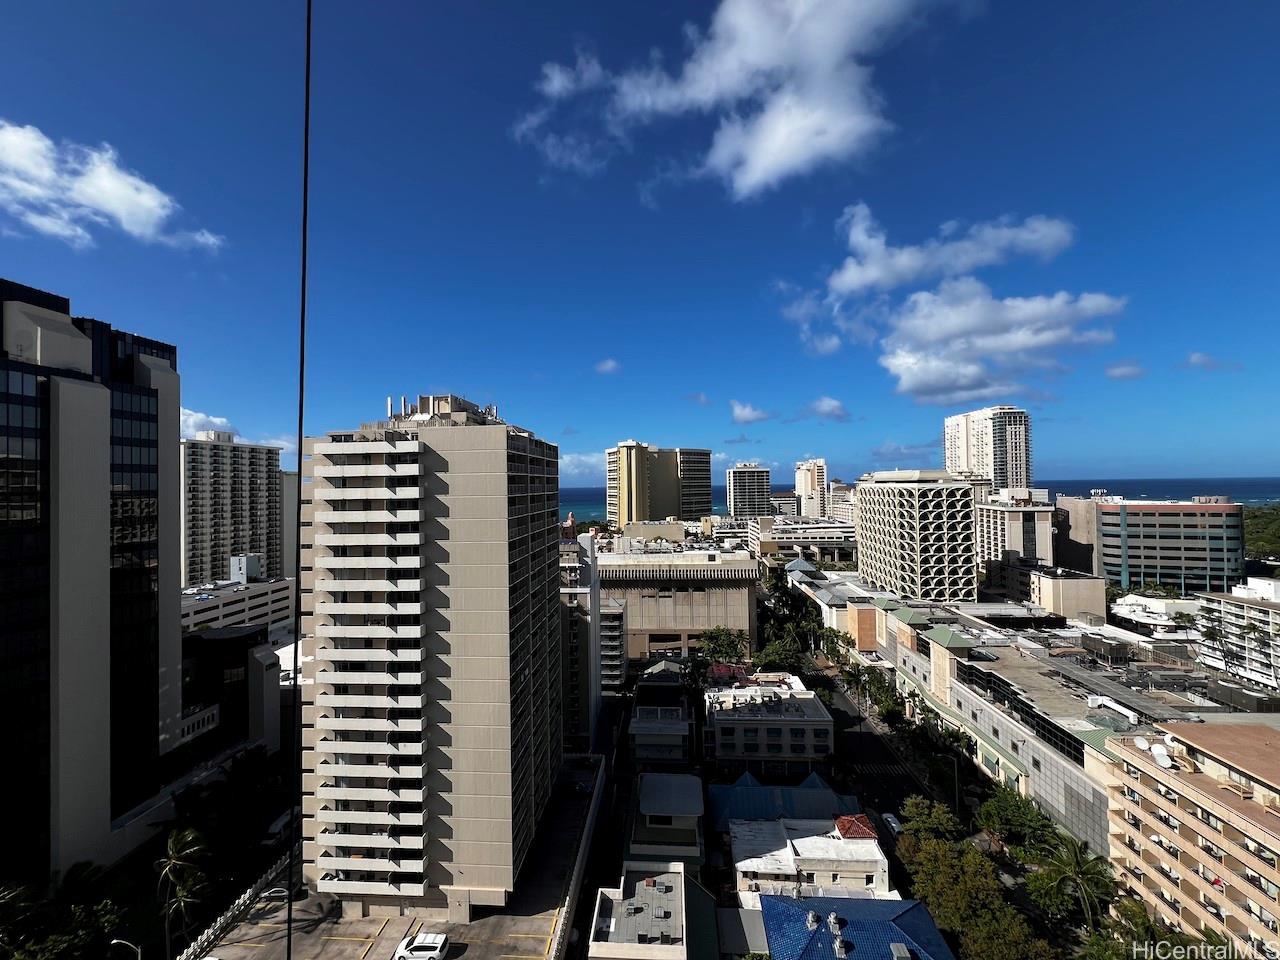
[
  {"xmin": 156, "ymin": 827, "xmax": 210, "ymax": 960},
  {"xmin": 698, "ymin": 626, "xmax": 748, "ymax": 664},
  {"xmin": 753, "ymin": 633, "xmax": 806, "ymax": 673},
  {"xmin": 976, "ymin": 785, "xmax": 1055, "ymax": 853},
  {"xmin": 900, "ymin": 794, "xmax": 963, "ymax": 842},
  {"xmin": 1033, "ymin": 833, "xmax": 1115, "ymax": 931},
  {"xmin": 1025, "ymin": 868, "xmax": 1074, "ymax": 920}
]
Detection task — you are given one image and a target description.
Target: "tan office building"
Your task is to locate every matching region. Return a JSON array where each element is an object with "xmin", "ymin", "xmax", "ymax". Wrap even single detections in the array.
[
  {"xmin": 1108, "ymin": 720, "xmax": 1280, "ymax": 956},
  {"xmin": 300, "ymin": 395, "xmax": 561, "ymax": 921},
  {"xmin": 606, "ymin": 440, "xmax": 711, "ymax": 527},
  {"xmin": 596, "ymin": 549, "xmax": 758, "ymax": 660}
]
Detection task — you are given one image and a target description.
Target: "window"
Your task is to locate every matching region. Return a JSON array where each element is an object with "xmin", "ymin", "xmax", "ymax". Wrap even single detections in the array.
[
  {"xmin": 790, "ymin": 728, "xmax": 806, "ymax": 740},
  {"xmin": 720, "ymin": 727, "xmax": 734, "ymax": 739},
  {"xmin": 790, "ymin": 744, "xmax": 805, "ymax": 754},
  {"xmin": 1032, "ymin": 757, "xmax": 1041, "ymax": 771},
  {"xmin": 743, "ymin": 743, "xmax": 759, "ymax": 754},
  {"xmin": 766, "ymin": 727, "xmax": 782, "ymax": 739},
  {"xmin": 743, "ymin": 728, "xmax": 759, "ymax": 740},
  {"xmin": 767, "ymin": 743, "xmax": 782, "ymax": 754},
  {"xmin": 865, "ymin": 874, "xmax": 875, "ymax": 886},
  {"xmin": 831, "ymin": 874, "xmax": 840, "ymax": 883}
]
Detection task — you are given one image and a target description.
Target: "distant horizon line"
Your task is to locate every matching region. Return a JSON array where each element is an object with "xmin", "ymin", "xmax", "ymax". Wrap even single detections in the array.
[{"xmin": 559, "ymin": 474, "xmax": 1280, "ymax": 488}]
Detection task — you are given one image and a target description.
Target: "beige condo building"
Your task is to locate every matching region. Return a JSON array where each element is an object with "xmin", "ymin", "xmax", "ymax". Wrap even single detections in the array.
[
  {"xmin": 794, "ymin": 458, "xmax": 827, "ymax": 519},
  {"xmin": 944, "ymin": 405, "xmax": 1032, "ymax": 488},
  {"xmin": 606, "ymin": 440, "xmax": 711, "ymax": 528},
  {"xmin": 1108, "ymin": 720, "xmax": 1280, "ymax": 957},
  {"xmin": 300, "ymin": 395, "xmax": 561, "ymax": 921}
]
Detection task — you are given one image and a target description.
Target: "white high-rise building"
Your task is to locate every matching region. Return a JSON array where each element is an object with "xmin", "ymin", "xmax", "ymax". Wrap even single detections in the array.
[
  {"xmin": 301, "ymin": 394, "xmax": 561, "ymax": 921},
  {"xmin": 854, "ymin": 470, "xmax": 976, "ymax": 602},
  {"xmin": 181, "ymin": 431, "xmax": 282, "ymax": 586},
  {"xmin": 726, "ymin": 462, "xmax": 772, "ymax": 518},
  {"xmin": 795, "ymin": 458, "xmax": 828, "ymax": 519},
  {"xmin": 944, "ymin": 406, "xmax": 1032, "ymax": 488}
]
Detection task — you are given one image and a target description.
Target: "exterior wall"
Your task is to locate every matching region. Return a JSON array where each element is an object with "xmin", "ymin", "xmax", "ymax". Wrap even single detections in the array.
[
  {"xmin": 1058, "ymin": 496, "xmax": 1244, "ymax": 594},
  {"xmin": 301, "ymin": 399, "xmax": 560, "ymax": 918},
  {"xmin": 1032, "ymin": 571, "xmax": 1107, "ymax": 621},
  {"xmin": 281, "ymin": 470, "xmax": 299, "ymax": 578},
  {"xmin": 1194, "ymin": 591, "xmax": 1280, "ymax": 691},
  {"xmin": 598, "ymin": 555, "xmax": 758, "ymax": 661},
  {"xmin": 855, "ymin": 473, "xmax": 976, "ymax": 602},
  {"xmin": 795, "ymin": 459, "xmax": 827, "ymax": 518},
  {"xmin": 1108, "ymin": 737, "xmax": 1280, "ymax": 954},
  {"xmin": 182, "ymin": 578, "xmax": 295, "ymax": 633},
  {"xmin": 181, "ymin": 432, "xmax": 283, "ymax": 586},
  {"xmin": 944, "ymin": 406, "xmax": 1032, "ymax": 487},
  {"xmin": 727, "ymin": 464, "xmax": 772, "ymax": 518}
]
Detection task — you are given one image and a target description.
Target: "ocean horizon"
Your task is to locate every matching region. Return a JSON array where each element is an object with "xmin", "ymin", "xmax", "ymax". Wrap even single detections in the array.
[{"xmin": 558, "ymin": 476, "xmax": 1280, "ymax": 521}]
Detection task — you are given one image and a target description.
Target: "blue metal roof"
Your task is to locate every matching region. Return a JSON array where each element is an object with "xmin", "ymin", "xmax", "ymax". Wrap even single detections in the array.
[
  {"xmin": 760, "ymin": 896, "xmax": 956, "ymax": 960},
  {"xmin": 707, "ymin": 772, "xmax": 859, "ymax": 833}
]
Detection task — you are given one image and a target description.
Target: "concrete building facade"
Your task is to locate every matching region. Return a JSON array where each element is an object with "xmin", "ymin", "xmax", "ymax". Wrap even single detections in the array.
[
  {"xmin": 300, "ymin": 394, "xmax": 561, "ymax": 920},
  {"xmin": 854, "ymin": 470, "xmax": 977, "ymax": 602},
  {"xmin": 606, "ymin": 441, "xmax": 711, "ymax": 528},
  {"xmin": 1057, "ymin": 493, "xmax": 1244, "ymax": 594},
  {"xmin": 181, "ymin": 430, "xmax": 282, "ymax": 586},
  {"xmin": 1195, "ymin": 579, "xmax": 1280, "ymax": 691},
  {"xmin": 704, "ymin": 673, "xmax": 834, "ymax": 770},
  {"xmin": 975, "ymin": 487, "xmax": 1054, "ymax": 570},
  {"xmin": 727, "ymin": 462, "xmax": 772, "ymax": 518},
  {"xmin": 596, "ymin": 549, "xmax": 758, "ymax": 661},
  {"xmin": 795, "ymin": 458, "xmax": 827, "ymax": 519},
  {"xmin": 1107, "ymin": 721, "xmax": 1280, "ymax": 956},
  {"xmin": 1, "ymin": 279, "xmax": 185, "ymax": 880},
  {"xmin": 943, "ymin": 405, "xmax": 1032, "ymax": 487}
]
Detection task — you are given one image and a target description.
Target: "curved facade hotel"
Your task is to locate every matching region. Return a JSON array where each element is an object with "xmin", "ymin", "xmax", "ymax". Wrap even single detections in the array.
[
  {"xmin": 300, "ymin": 395, "xmax": 561, "ymax": 921},
  {"xmin": 854, "ymin": 470, "xmax": 977, "ymax": 602}
]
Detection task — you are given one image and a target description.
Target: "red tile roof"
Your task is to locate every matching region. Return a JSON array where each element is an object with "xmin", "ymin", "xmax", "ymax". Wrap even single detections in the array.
[{"xmin": 835, "ymin": 814, "xmax": 877, "ymax": 839}]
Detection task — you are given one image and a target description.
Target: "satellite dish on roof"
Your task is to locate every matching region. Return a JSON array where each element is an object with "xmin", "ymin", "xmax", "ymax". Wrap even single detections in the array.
[
  {"xmin": 1156, "ymin": 753, "xmax": 1173, "ymax": 769},
  {"xmin": 1134, "ymin": 736, "xmax": 1151, "ymax": 751},
  {"xmin": 1152, "ymin": 743, "xmax": 1169, "ymax": 759},
  {"xmin": 1164, "ymin": 733, "xmax": 1177, "ymax": 747}
]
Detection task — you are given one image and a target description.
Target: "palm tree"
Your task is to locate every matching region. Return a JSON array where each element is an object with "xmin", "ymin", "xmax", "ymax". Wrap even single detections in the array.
[
  {"xmin": 156, "ymin": 827, "xmax": 209, "ymax": 959},
  {"xmin": 1036, "ymin": 833, "xmax": 1116, "ymax": 931}
]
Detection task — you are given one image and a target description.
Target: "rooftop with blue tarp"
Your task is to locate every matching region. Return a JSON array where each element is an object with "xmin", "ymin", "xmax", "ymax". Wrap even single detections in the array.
[
  {"xmin": 708, "ymin": 772, "xmax": 859, "ymax": 833},
  {"xmin": 759, "ymin": 895, "xmax": 955, "ymax": 960}
]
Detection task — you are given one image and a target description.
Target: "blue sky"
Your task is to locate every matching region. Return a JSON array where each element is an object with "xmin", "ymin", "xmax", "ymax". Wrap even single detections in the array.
[{"xmin": 1, "ymin": 1, "xmax": 1277, "ymax": 483}]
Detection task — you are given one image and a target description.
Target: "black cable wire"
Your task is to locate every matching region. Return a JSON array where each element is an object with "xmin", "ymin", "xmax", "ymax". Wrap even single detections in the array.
[{"xmin": 285, "ymin": 1, "xmax": 312, "ymax": 958}]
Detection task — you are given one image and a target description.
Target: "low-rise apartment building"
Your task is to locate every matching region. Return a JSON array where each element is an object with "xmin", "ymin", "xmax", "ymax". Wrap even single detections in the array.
[
  {"xmin": 704, "ymin": 673, "xmax": 834, "ymax": 770},
  {"xmin": 630, "ymin": 661, "xmax": 694, "ymax": 766},
  {"xmin": 1196, "ymin": 578, "xmax": 1280, "ymax": 691},
  {"xmin": 985, "ymin": 558, "xmax": 1107, "ymax": 621},
  {"xmin": 1107, "ymin": 719, "xmax": 1280, "ymax": 957},
  {"xmin": 597, "ymin": 548, "xmax": 758, "ymax": 661},
  {"xmin": 731, "ymin": 814, "xmax": 892, "ymax": 900},
  {"xmin": 588, "ymin": 861, "xmax": 716, "ymax": 959}
]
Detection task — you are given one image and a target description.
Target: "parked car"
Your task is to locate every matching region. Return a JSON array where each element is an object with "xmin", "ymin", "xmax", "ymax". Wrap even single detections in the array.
[
  {"xmin": 393, "ymin": 932, "xmax": 449, "ymax": 960},
  {"xmin": 882, "ymin": 813, "xmax": 904, "ymax": 837}
]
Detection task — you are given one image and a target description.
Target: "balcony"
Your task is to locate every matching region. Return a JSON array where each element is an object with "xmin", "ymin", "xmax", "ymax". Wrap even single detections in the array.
[
  {"xmin": 314, "ymin": 600, "xmax": 423, "ymax": 616},
  {"xmin": 313, "ymin": 739, "xmax": 423, "ymax": 758},
  {"xmin": 315, "ymin": 624, "xmax": 425, "ymax": 639},
  {"xmin": 315, "ymin": 555, "xmax": 421, "ymax": 570},
  {"xmin": 316, "ymin": 830, "xmax": 424, "ymax": 851},
  {"xmin": 314, "ymin": 785, "xmax": 425, "ymax": 803},
  {"xmin": 314, "ymin": 668, "xmax": 422, "ymax": 685},
  {"xmin": 312, "ymin": 485, "xmax": 418, "ymax": 502},
  {"xmin": 314, "ymin": 509, "xmax": 421, "ymax": 523},
  {"xmin": 312, "ymin": 807, "xmax": 424, "ymax": 827},
  {"xmin": 1219, "ymin": 776, "xmax": 1255, "ymax": 799},
  {"xmin": 314, "ymin": 647, "xmax": 422, "ymax": 664},
  {"xmin": 314, "ymin": 716, "xmax": 424, "ymax": 733},
  {"xmin": 314, "ymin": 578, "xmax": 422, "ymax": 592},
  {"xmin": 313, "ymin": 463, "xmax": 419, "ymax": 478},
  {"xmin": 313, "ymin": 532, "xmax": 422, "ymax": 547},
  {"xmin": 316, "ymin": 877, "xmax": 425, "ymax": 897}
]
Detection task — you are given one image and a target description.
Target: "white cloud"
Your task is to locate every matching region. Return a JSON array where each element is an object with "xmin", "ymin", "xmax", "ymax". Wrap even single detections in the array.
[
  {"xmin": 686, "ymin": 391, "xmax": 710, "ymax": 405},
  {"xmin": 828, "ymin": 203, "xmax": 1074, "ymax": 295},
  {"xmin": 181, "ymin": 407, "xmax": 237, "ymax": 438},
  {"xmin": 0, "ymin": 119, "xmax": 223, "ymax": 250},
  {"xmin": 595, "ymin": 357, "xmax": 620, "ymax": 374},
  {"xmin": 810, "ymin": 396, "xmax": 849, "ymax": 421},
  {"xmin": 1105, "ymin": 362, "xmax": 1144, "ymax": 381},
  {"xmin": 871, "ymin": 437, "xmax": 941, "ymax": 464},
  {"xmin": 878, "ymin": 277, "xmax": 1125, "ymax": 404},
  {"xmin": 559, "ymin": 451, "xmax": 606, "ymax": 483},
  {"xmin": 517, "ymin": 0, "xmax": 934, "ymax": 198},
  {"xmin": 730, "ymin": 399, "xmax": 770, "ymax": 423},
  {"xmin": 1186, "ymin": 351, "xmax": 1239, "ymax": 372}
]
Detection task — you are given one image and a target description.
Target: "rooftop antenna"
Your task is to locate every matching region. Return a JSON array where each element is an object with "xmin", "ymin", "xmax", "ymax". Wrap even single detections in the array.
[
  {"xmin": 386, "ymin": 395, "xmax": 392, "ymax": 418},
  {"xmin": 401, "ymin": 395, "xmax": 408, "ymax": 416}
]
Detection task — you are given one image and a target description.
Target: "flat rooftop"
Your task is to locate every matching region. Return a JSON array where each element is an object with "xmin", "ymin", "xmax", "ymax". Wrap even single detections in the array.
[
  {"xmin": 594, "ymin": 869, "xmax": 684, "ymax": 946},
  {"xmin": 1158, "ymin": 717, "xmax": 1280, "ymax": 790},
  {"xmin": 731, "ymin": 818, "xmax": 886, "ymax": 874}
]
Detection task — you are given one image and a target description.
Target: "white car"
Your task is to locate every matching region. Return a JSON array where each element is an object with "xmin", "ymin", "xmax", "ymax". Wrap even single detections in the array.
[{"xmin": 393, "ymin": 932, "xmax": 449, "ymax": 960}]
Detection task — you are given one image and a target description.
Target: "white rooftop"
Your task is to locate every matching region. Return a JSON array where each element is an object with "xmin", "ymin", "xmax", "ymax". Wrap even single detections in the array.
[{"xmin": 730, "ymin": 819, "xmax": 887, "ymax": 875}]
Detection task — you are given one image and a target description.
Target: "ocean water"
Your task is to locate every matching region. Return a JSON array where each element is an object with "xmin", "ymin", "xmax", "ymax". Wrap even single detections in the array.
[{"xmin": 558, "ymin": 478, "xmax": 1280, "ymax": 521}]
